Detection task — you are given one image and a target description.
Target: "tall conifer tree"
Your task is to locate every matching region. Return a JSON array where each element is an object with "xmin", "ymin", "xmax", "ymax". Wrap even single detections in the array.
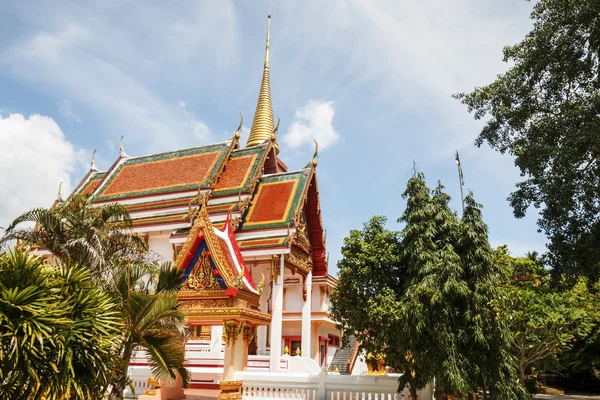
[{"xmin": 457, "ymin": 194, "xmax": 527, "ymax": 399}]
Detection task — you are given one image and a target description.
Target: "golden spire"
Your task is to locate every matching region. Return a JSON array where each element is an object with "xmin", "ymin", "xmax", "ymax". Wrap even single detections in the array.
[{"xmin": 246, "ymin": 13, "xmax": 278, "ymax": 154}]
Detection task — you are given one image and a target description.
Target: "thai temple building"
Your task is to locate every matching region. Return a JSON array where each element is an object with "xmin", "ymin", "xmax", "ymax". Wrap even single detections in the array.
[{"xmin": 66, "ymin": 14, "xmax": 366, "ymax": 397}]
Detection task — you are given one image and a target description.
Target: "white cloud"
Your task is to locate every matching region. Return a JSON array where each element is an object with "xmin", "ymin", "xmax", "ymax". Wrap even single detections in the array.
[
  {"xmin": 2, "ymin": 1, "xmax": 239, "ymax": 153},
  {"xmin": 283, "ymin": 101, "xmax": 340, "ymax": 150},
  {"xmin": 59, "ymin": 99, "xmax": 81, "ymax": 123},
  {"xmin": 177, "ymin": 100, "xmax": 186, "ymax": 108},
  {"xmin": 190, "ymin": 119, "xmax": 211, "ymax": 142},
  {"xmin": 0, "ymin": 113, "xmax": 82, "ymax": 232}
]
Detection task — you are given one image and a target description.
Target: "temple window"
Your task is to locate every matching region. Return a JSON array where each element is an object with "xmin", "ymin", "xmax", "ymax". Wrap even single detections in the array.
[{"xmin": 283, "ymin": 337, "xmax": 302, "ymax": 356}]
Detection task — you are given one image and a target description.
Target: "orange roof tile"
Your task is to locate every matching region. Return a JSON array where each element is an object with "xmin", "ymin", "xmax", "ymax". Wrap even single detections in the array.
[
  {"xmin": 132, "ymin": 213, "xmax": 189, "ymax": 227},
  {"xmin": 238, "ymin": 236, "xmax": 288, "ymax": 249},
  {"xmin": 245, "ymin": 181, "xmax": 296, "ymax": 226},
  {"xmin": 93, "ymin": 143, "xmax": 230, "ymax": 202},
  {"xmin": 126, "ymin": 197, "xmax": 195, "ymax": 213},
  {"xmin": 214, "ymin": 154, "xmax": 257, "ymax": 192},
  {"xmin": 241, "ymin": 170, "xmax": 309, "ymax": 230},
  {"xmin": 102, "ymin": 152, "xmax": 220, "ymax": 197},
  {"xmin": 80, "ymin": 177, "xmax": 103, "ymax": 195}
]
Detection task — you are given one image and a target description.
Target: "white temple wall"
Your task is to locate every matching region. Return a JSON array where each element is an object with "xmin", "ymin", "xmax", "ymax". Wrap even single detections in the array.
[
  {"xmin": 284, "ymin": 284, "xmax": 303, "ymax": 312},
  {"xmin": 282, "ymin": 321, "xmax": 301, "ymax": 337},
  {"xmin": 148, "ymin": 233, "xmax": 173, "ymax": 263}
]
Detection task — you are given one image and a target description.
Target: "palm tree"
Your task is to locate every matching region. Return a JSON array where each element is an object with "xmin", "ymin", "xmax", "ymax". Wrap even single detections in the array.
[
  {"xmin": 1, "ymin": 193, "xmax": 146, "ymax": 276},
  {"xmin": 0, "ymin": 246, "xmax": 120, "ymax": 399},
  {"xmin": 2, "ymin": 194, "xmax": 190, "ymax": 399},
  {"xmin": 106, "ymin": 261, "xmax": 190, "ymax": 400}
]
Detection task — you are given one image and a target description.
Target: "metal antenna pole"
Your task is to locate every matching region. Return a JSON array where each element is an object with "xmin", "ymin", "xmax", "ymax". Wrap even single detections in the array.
[{"xmin": 455, "ymin": 150, "xmax": 465, "ymax": 214}]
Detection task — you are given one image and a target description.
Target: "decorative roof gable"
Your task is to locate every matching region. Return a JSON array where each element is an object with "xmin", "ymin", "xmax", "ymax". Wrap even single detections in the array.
[{"xmin": 175, "ymin": 203, "xmax": 262, "ymax": 300}]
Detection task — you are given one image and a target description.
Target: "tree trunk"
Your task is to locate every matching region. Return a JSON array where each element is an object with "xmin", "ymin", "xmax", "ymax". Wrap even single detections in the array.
[
  {"xmin": 408, "ymin": 382, "xmax": 418, "ymax": 400},
  {"xmin": 108, "ymin": 343, "xmax": 134, "ymax": 400},
  {"xmin": 519, "ymin": 345, "xmax": 526, "ymax": 384},
  {"xmin": 519, "ymin": 358, "xmax": 526, "ymax": 384},
  {"xmin": 482, "ymin": 378, "xmax": 488, "ymax": 400}
]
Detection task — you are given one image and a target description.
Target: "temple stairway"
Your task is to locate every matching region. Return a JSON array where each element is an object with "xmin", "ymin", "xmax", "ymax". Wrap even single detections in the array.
[{"xmin": 329, "ymin": 335, "xmax": 357, "ymax": 374}]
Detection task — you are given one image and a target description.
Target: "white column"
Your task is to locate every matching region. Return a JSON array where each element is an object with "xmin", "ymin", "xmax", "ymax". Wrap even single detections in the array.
[
  {"xmin": 257, "ymin": 275, "xmax": 268, "ymax": 355},
  {"xmin": 211, "ymin": 325, "xmax": 223, "ymax": 354},
  {"xmin": 269, "ymin": 255, "xmax": 285, "ymax": 372},
  {"xmin": 301, "ymin": 271, "xmax": 312, "ymax": 358}
]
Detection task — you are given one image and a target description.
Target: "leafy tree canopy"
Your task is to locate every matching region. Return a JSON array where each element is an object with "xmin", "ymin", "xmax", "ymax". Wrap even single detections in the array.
[
  {"xmin": 495, "ymin": 248, "xmax": 597, "ymax": 383},
  {"xmin": 1, "ymin": 193, "xmax": 147, "ymax": 276},
  {"xmin": 455, "ymin": 0, "xmax": 600, "ymax": 283},
  {"xmin": 331, "ymin": 173, "xmax": 526, "ymax": 399},
  {"xmin": 0, "ymin": 247, "xmax": 120, "ymax": 400}
]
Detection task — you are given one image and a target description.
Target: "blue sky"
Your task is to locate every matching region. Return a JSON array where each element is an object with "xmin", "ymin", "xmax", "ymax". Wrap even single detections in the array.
[{"xmin": 0, "ymin": 0, "xmax": 546, "ymax": 269}]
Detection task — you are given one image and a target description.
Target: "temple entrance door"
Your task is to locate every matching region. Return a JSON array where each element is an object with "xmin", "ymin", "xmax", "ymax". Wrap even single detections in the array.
[{"xmin": 319, "ymin": 339, "xmax": 327, "ymax": 366}]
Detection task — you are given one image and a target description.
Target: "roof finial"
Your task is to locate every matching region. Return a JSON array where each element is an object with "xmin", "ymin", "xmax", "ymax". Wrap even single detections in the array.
[
  {"xmin": 265, "ymin": 12, "xmax": 271, "ymax": 67},
  {"xmin": 235, "ymin": 113, "xmax": 243, "ymax": 139},
  {"xmin": 90, "ymin": 150, "xmax": 98, "ymax": 171},
  {"xmin": 312, "ymin": 140, "xmax": 319, "ymax": 167},
  {"xmin": 119, "ymin": 136, "xmax": 129, "ymax": 157},
  {"xmin": 57, "ymin": 181, "xmax": 63, "ymax": 200},
  {"xmin": 246, "ymin": 14, "xmax": 278, "ymax": 154}
]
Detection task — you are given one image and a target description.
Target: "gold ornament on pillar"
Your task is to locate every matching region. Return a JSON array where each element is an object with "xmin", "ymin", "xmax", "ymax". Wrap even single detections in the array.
[
  {"xmin": 243, "ymin": 324, "xmax": 257, "ymax": 344},
  {"xmin": 271, "ymin": 255, "xmax": 280, "ymax": 281},
  {"xmin": 223, "ymin": 320, "xmax": 245, "ymax": 345},
  {"xmin": 258, "ymin": 273, "xmax": 265, "ymax": 295},
  {"xmin": 284, "ymin": 345, "xmax": 289, "ymax": 355}
]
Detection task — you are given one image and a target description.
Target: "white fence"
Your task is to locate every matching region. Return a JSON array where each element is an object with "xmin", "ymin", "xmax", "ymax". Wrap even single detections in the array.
[{"xmin": 237, "ymin": 371, "xmax": 432, "ymax": 400}]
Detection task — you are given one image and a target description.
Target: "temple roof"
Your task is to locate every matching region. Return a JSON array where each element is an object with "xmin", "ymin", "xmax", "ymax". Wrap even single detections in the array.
[
  {"xmin": 92, "ymin": 142, "xmax": 233, "ymax": 202},
  {"xmin": 212, "ymin": 144, "xmax": 268, "ymax": 197},
  {"xmin": 175, "ymin": 206, "xmax": 261, "ymax": 300},
  {"xmin": 240, "ymin": 169, "xmax": 310, "ymax": 231},
  {"xmin": 68, "ymin": 15, "xmax": 328, "ymax": 276}
]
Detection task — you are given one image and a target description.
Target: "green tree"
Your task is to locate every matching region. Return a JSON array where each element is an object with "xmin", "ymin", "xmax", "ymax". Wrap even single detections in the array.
[
  {"xmin": 2, "ymin": 195, "xmax": 190, "ymax": 399},
  {"xmin": 0, "ymin": 247, "xmax": 120, "ymax": 399},
  {"xmin": 495, "ymin": 249, "xmax": 594, "ymax": 383},
  {"xmin": 455, "ymin": 0, "xmax": 600, "ymax": 283},
  {"xmin": 1, "ymin": 193, "xmax": 146, "ymax": 276},
  {"xmin": 331, "ymin": 174, "xmax": 527, "ymax": 399},
  {"xmin": 107, "ymin": 261, "xmax": 190, "ymax": 400},
  {"xmin": 554, "ymin": 279, "xmax": 600, "ymax": 380},
  {"xmin": 455, "ymin": 195, "xmax": 524, "ymax": 399},
  {"xmin": 329, "ymin": 215, "xmax": 403, "ymax": 356}
]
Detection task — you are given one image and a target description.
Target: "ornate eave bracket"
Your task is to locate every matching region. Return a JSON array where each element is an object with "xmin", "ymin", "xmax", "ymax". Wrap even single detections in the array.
[{"xmin": 284, "ymin": 244, "xmax": 312, "ymax": 276}]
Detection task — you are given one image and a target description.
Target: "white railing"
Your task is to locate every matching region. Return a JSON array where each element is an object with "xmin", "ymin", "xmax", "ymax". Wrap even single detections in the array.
[
  {"xmin": 237, "ymin": 371, "xmax": 428, "ymax": 400},
  {"xmin": 243, "ymin": 386, "xmax": 317, "ymax": 400}
]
